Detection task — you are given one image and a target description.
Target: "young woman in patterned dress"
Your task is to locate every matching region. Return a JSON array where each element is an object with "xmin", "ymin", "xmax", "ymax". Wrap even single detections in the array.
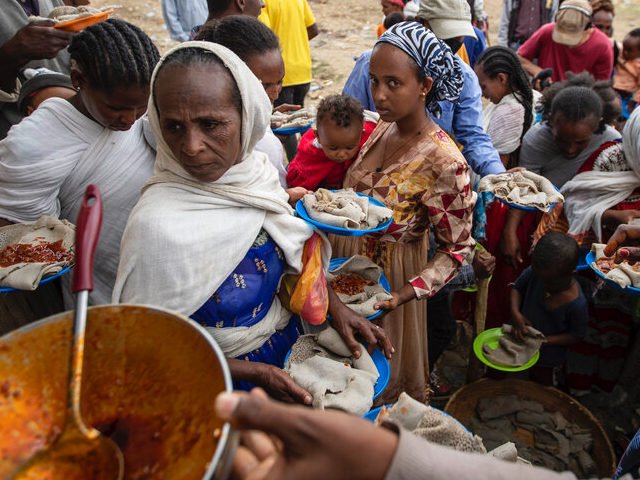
[{"xmin": 330, "ymin": 22, "xmax": 476, "ymax": 404}]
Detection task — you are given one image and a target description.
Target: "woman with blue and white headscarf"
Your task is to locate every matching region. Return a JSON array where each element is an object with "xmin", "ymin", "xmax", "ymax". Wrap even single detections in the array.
[{"xmin": 331, "ymin": 22, "xmax": 477, "ymax": 404}]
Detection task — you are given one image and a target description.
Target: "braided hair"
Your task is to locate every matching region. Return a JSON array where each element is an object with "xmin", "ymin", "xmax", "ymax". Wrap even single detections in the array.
[
  {"xmin": 475, "ymin": 46, "xmax": 534, "ymax": 143},
  {"xmin": 194, "ymin": 15, "xmax": 279, "ymax": 62},
  {"xmin": 67, "ymin": 19, "xmax": 160, "ymax": 92}
]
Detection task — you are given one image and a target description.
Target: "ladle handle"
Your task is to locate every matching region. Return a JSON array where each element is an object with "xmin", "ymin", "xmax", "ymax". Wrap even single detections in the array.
[{"xmin": 72, "ymin": 185, "xmax": 103, "ymax": 293}]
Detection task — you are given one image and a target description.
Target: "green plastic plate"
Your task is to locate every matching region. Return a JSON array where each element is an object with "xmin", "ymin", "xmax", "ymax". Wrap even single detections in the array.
[{"xmin": 473, "ymin": 327, "xmax": 540, "ymax": 372}]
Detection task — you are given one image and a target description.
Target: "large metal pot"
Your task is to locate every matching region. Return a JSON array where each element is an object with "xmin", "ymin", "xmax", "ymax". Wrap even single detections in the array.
[{"xmin": 0, "ymin": 304, "xmax": 235, "ymax": 479}]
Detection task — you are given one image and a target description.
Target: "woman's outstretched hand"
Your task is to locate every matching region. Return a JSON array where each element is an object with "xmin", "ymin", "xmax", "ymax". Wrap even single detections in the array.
[
  {"xmin": 373, "ymin": 283, "xmax": 416, "ymax": 312},
  {"xmin": 327, "ymin": 286, "xmax": 394, "ymax": 359}
]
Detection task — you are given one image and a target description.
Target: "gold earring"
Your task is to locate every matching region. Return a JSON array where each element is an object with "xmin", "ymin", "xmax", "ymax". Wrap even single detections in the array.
[{"xmin": 420, "ymin": 92, "xmax": 426, "ymax": 99}]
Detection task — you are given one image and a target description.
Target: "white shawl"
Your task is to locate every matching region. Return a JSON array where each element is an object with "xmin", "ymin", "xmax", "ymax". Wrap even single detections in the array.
[
  {"xmin": 482, "ymin": 91, "xmax": 540, "ymax": 155},
  {"xmin": 561, "ymin": 108, "xmax": 640, "ymax": 241},
  {"xmin": 0, "ymin": 97, "xmax": 154, "ymax": 305},
  {"xmin": 113, "ymin": 43, "xmax": 319, "ymax": 354}
]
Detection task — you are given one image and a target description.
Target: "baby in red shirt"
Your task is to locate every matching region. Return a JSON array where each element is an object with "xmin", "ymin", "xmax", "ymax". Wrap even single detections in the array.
[{"xmin": 287, "ymin": 94, "xmax": 376, "ymax": 191}]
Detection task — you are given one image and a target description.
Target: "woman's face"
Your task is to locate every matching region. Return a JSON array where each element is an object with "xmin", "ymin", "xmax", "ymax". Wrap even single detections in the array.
[
  {"xmin": 245, "ymin": 49, "xmax": 285, "ymax": 105},
  {"xmin": 155, "ymin": 63, "xmax": 242, "ymax": 183},
  {"xmin": 551, "ymin": 112, "xmax": 599, "ymax": 159},
  {"xmin": 474, "ymin": 65, "xmax": 510, "ymax": 105},
  {"xmin": 71, "ymin": 69, "xmax": 149, "ymax": 131},
  {"xmin": 593, "ymin": 10, "xmax": 614, "ymax": 38},
  {"xmin": 381, "ymin": 0, "xmax": 402, "ymax": 16},
  {"xmin": 369, "ymin": 43, "xmax": 431, "ymax": 123}
]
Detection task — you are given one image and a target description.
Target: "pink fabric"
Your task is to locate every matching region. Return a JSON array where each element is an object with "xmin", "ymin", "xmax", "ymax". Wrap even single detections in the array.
[{"xmin": 518, "ymin": 23, "xmax": 613, "ymax": 81}]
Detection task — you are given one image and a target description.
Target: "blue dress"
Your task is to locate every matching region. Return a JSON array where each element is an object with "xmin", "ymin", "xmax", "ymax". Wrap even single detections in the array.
[{"xmin": 191, "ymin": 230, "xmax": 301, "ymax": 389}]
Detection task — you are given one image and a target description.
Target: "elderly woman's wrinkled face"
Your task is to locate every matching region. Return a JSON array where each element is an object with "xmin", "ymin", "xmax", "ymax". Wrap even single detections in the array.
[
  {"xmin": 369, "ymin": 43, "xmax": 432, "ymax": 123},
  {"xmin": 155, "ymin": 63, "xmax": 242, "ymax": 183}
]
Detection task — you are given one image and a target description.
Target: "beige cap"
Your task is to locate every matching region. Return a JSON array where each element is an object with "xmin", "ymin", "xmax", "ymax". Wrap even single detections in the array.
[
  {"xmin": 552, "ymin": 0, "xmax": 592, "ymax": 47},
  {"xmin": 417, "ymin": 0, "xmax": 477, "ymax": 40}
]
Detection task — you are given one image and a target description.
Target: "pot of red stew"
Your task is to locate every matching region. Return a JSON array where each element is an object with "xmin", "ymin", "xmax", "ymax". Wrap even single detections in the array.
[{"xmin": 0, "ymin": 304, "xmax": 235, "ymax": 479}]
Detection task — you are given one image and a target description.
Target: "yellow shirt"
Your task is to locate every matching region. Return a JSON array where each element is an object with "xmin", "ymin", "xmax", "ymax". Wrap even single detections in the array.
[
  {"xmin": 456, "ymin": 44, "xmax": 470, "ymax": 66},
  {"xmin": 261, "ymin": 0, "xmax": 316, "ymax": 87}
]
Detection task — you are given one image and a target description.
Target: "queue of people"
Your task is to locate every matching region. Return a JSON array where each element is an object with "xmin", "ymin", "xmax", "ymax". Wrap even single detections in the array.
[{"xmin": 0, "ymin": 0, "xmax": 639, "ymax": 478}]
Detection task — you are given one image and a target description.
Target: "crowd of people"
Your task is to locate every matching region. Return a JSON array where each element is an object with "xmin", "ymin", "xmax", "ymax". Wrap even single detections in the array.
[{"xmin": 0, "ymin": 0, "xmax": 639, "ymax": 478}]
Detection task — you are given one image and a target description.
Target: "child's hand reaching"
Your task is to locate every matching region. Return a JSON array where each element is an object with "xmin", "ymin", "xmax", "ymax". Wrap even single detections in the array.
[
  {"xmin": 286, "ymin": 187, "xmax": 311, "ymax": 207},
  {"xmin": 512, "ymin": 313, "xmax": 531, "ymax": 342}
]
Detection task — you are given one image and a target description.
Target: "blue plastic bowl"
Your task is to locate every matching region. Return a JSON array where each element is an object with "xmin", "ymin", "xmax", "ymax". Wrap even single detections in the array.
[
  {"xmin": 328, "ymin": 257, "xmax": 390, "ymax": 321},
  {"xmin": 272, "ymin": 121, "xmax": 314, "ymax": 135},
  {"xmin": 295, "ymin": 192, "xmax": 393, "ymax": 236},
  {"xmin": 586, "ymin": 251, "xmax": 640, "ymax": 295},
  {"xmin": 0, "ymin": 265, "xmax": 72, "ymax": 293},
  {"xmin": 284, "ymin": 344, "xmax": 390, "ymax": 400}
]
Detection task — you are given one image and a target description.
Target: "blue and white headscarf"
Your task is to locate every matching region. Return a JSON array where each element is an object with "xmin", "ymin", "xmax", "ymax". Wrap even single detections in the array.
[{"xmin": 376, "ymin": 22, "xmax": 464, "ymax": 118}]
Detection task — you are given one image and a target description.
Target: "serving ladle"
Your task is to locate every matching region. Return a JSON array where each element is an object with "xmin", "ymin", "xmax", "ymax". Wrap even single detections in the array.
[{"xmin": 12, "ymin": 185, "xmax": 124, "ymax": 480}]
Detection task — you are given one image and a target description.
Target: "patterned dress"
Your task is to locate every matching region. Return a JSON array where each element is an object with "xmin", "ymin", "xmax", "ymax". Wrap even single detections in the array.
[{"xmin": 331, "ymin": 121, "xmax": 476, "ymax": 404}]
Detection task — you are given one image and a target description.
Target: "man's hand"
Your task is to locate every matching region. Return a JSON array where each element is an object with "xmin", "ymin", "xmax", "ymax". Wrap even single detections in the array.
[
  {"xmin": 216, "ymin": 389, "xmax": 398, "ymax": 480},
  {"xmin": 3, "ymin": 20, "xmax": 73, "ymax": 63}
]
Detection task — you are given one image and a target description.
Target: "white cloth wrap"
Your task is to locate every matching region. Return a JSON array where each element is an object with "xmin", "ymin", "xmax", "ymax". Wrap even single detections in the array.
[
  {"xmin": 0, "ymin": 97, "xmax": 154, "ymax": 305},
  {"xmin": 113, "ymin": 42, "xmax": 326, "ymax": 356},
  {"xmin": 482, "ymin": 92, "xmax": 540, "ymax": 155},
  {"xmin": 562, "ymin": 108, "xmax": 640, "ymax": 241},
  {"xmin": 206, "ymin": 297, "xmax": 291, "ymax": 358}
]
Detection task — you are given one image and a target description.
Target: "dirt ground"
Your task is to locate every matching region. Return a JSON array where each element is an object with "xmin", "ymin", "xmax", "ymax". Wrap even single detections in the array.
[{"xmin": 93, "ymin": 0, "xmax": 639, "ymax": 107}]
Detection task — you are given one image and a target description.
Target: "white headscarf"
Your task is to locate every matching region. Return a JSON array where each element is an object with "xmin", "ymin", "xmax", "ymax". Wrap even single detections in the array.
[
  {"xmin": 112, "ymin": 42, "xmax": 317, "ymax": 318},
  {"xmin": 562, "ymin": 108, "xmax": 640, "ymax": 241}
]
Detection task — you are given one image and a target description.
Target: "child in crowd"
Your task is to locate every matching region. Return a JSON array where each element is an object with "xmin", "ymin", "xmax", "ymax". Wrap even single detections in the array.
[
  {"xmin": 614, "ymin": 28, "xmax": 640, "ymax": 111},
  {"xmin": 377, "ymin": 0, "xmax": 405, "ymax": 38},
  {"xmin": 510, "ymin": 233, "xmax": 588, "ymax": 385},
  {"xmin": 286, "ymin": 94, "xmax": 376, "ymax": 191},
  {"xmin": 16, "ymin": 68, "xmax": 76, "ymax": 116},
  {"xmin": 474, "ymin": 46, "xmax": 539, "ymax": 169}
]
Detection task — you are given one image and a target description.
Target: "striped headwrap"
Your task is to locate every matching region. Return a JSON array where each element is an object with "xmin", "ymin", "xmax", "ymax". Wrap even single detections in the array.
[{"xmin": 376, "ymin": 21, "xmax": 464, "ymax": 118}]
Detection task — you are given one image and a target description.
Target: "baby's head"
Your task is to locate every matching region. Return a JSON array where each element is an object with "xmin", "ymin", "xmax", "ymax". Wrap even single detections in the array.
[
  {"xmin": 622, "ymin": 28, "xmax": 640, "ymax": 62},
  {"xmin": 17, "ymin": 68, "xmax": 76, "ymax": 115},
  {"xmin": 532, "ymin": 233, "xmax": 580, "ymax": 294},
  {"xmin": 384, "ymin": 11, "xmax": 405, "ymax": 29},
  {"xmin": 315, "ymin": 95, "xmax": 365, "ymax": 164}
]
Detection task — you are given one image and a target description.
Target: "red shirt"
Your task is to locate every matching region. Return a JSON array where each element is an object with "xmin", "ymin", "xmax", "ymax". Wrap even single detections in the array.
[
  {"xmin": 286, "ymin": 121, "xmax": 376, "ymax": 191},
  {"xmin": 518, "ymin": 23, "xmax": 613, "ymax": 82}
]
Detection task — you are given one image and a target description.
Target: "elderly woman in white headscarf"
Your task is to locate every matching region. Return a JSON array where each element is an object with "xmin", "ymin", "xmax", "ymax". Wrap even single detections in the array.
[{"xmin": 113, "ymin": 42, "xmax": 391, "ymax": 403}]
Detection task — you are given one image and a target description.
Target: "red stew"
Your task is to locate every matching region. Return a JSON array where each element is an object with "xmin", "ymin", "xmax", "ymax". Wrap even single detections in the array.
[
  {"xmin": 330, "ymin": 273, "xmax": 374, "ymax": 296},
  {"xmin": 0, "ymin": 240, "xmax": 72, "ymax": 267}
]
